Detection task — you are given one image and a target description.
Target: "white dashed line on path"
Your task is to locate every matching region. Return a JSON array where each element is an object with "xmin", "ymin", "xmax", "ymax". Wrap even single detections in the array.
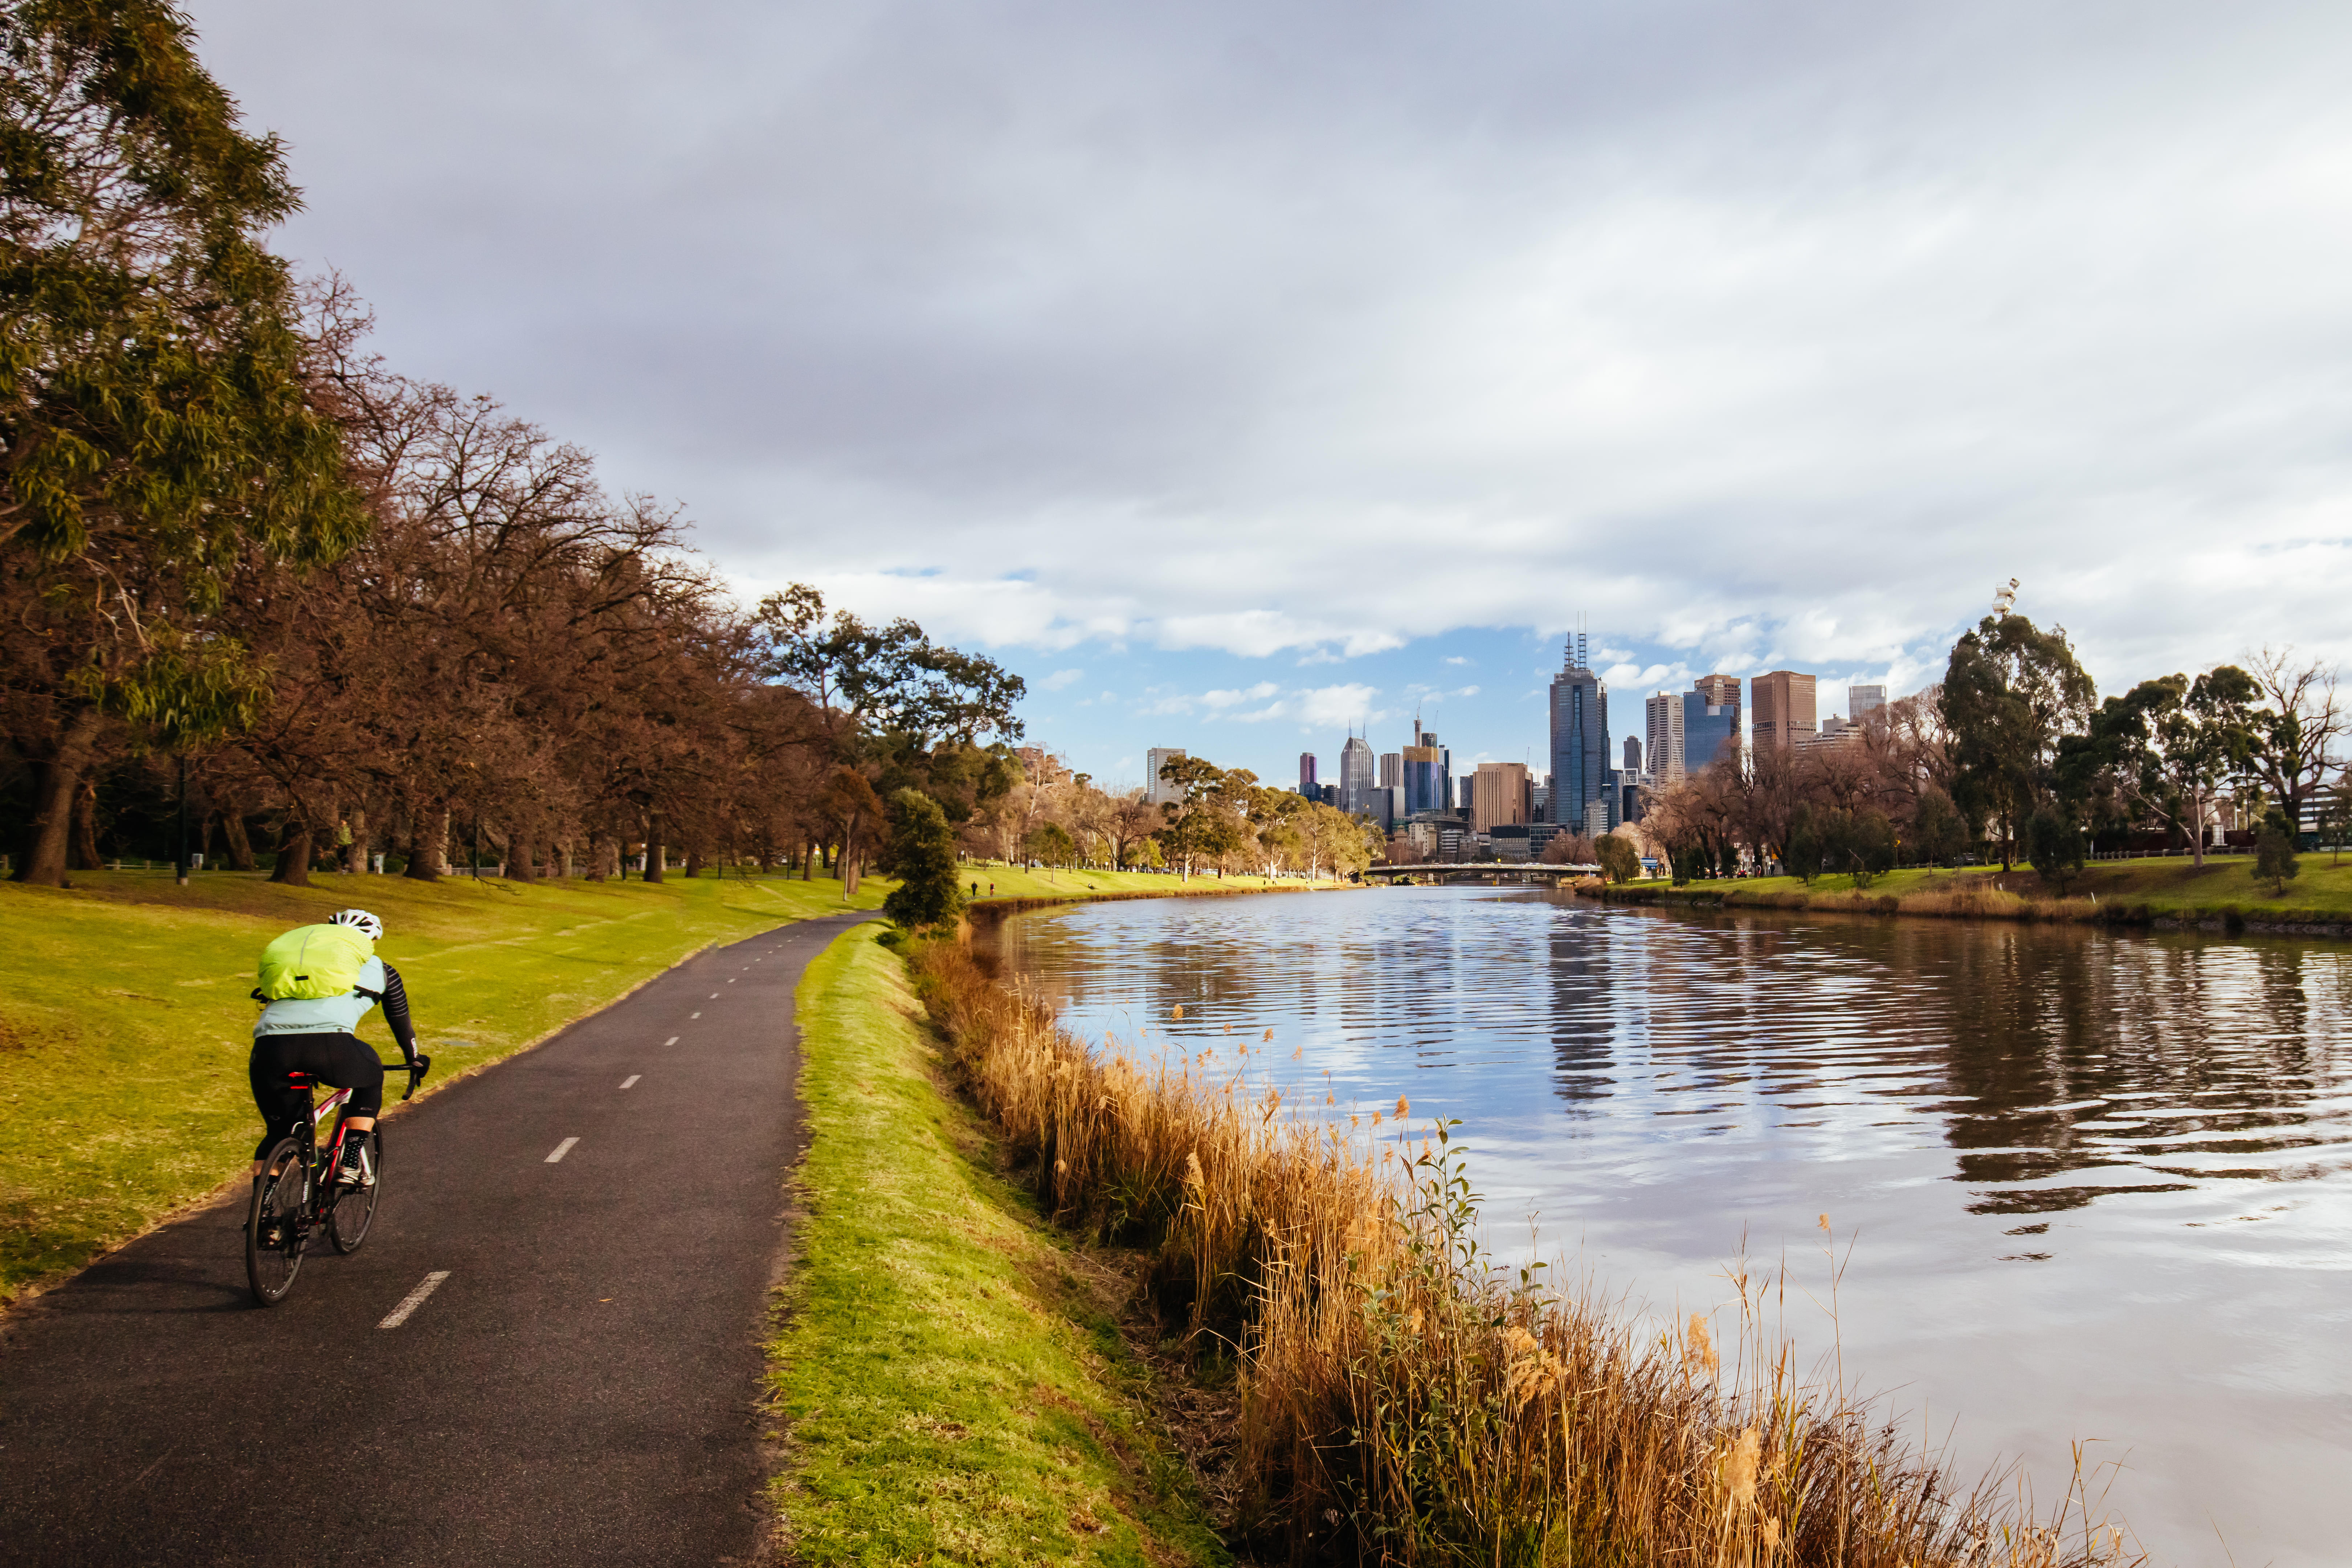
[
  {"xmin": 728, "ymin": 979, "xmax": 736, "ymax": 984},
  {"xmin": 662, "ymin": 1036, "xmax": 678, "ymax": 1047},
  {"xmin": 690, "ymin": 1012, "xmax": 701, "ymax": 1019},
  {"xmin": 378, "ymin": 1271, "xmax": 450, "ymax": 1330},
  {"xmin": 545, "ymin": 1137, "xmax": 580, "ymax": 1164},
  {"xmin": 620, "ymin": 1075, "xmax": 640, "ymax": 1090},
  {"xmin": 709, "ymin": 992, "xmax": 720, "ymax": 999}
]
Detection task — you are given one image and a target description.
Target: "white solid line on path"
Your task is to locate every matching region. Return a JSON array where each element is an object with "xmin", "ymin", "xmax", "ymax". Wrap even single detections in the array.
[
  {"xmin": 620, "ymin": 1075, "xmax": 640, "ymax": 1089},
  {"xmin": 662, "ymin": 1036, "xmax": 678, "ymax": 1046},
  {"xmin": 546, "ymin": 1136, "xmax": 580, "ymax": 1164},
  {"xmin": 378, "ymin": 1271, "xmax": 450, "ymax": 1329}
]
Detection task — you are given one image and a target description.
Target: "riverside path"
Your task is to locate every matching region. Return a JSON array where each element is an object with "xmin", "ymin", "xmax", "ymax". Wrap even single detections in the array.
[{"xmin": 0, "ymin": 908, "xmax": 879, "ymax": 1567}]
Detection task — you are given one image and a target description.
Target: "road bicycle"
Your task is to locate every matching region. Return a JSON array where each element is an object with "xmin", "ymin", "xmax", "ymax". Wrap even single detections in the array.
[{"xmin": 244, "ymin": 1053, "xmax": 431, "ymax": 1306}]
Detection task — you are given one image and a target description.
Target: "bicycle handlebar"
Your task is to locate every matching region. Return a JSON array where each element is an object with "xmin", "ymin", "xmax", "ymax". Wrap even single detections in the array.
[{"xmin": 397, "ymin": 1053, "xmax": 432, "ymax": 1101}]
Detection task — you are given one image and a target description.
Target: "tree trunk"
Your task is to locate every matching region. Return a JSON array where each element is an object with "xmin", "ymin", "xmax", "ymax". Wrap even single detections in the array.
[
  {"xmin": 644, "ymin": 809, "xmax": 666, "ymax": 884},
  {"xmin": 270, "ymin": 818, "xmax": 314, "ymax": 887},
  {"xmin": 343, "ymin": 810, "xmax": 369, "ymax": 875},
  {"xmin": 509, "ymin": 825, "xmax": 538, "ymax": 882},
  {"xmin": 12, "ymin": 707, "xmax": 107, "ymax": 886},
  {"xmin": 69, "ymin": 778, "xmax": 102, "ymax": 871},
  {"xmin": 683, "ymin": 845, "xmax": 704, "ymax": 878},
  {"xmin": 405, "ymin": 808, "xmax": 446, "ymax": 881},
  {"xmin": 585, "ymin": 832, "xmax": 607, "ymax": 881},
  {"xmin": 222, "ymin": 809, "xmax": 257, "ymax": 871}
]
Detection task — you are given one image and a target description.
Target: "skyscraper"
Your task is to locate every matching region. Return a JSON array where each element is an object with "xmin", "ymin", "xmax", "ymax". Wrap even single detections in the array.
[
  {"xmin": 1146, "ymin": 747, "xmax": 1187, "ymax": 806},
  {"xmin": 1683, "ymin": 674, "xmax": 1741, "ymax": 773},
  {"xmin": 1645, "ymin": 691, "xmax": 1685, "ymax": 783},
  {"xmin": 1378, "ymin": 751, "xmax": 1400, "ymax": 790},
  {"xmin": 1298, "ymin": 752, "xmax": 1318, "ymax": 797},
  {"xmin": 1548, "ymin": 634, "xmax": 1610, "ymax": 834},
  {"xmin": 1849, "ymin": 684, "xmax": 1887, "ymax": 722},
  {"xmin": 1623, "ymin": 736, "xmax": 1641, "ymax": 775},
  {"xmin": 1401, "ymin": 728, "xmax": 1451, "ymax": 815},
  {"xmin": 1470, "ymin": 763, "xmax": 1531, "ymax": 831},
  {"xmin": 1340, "ymin": 734, "xmax": 1376, "ymax": 814},
  {"xmin": 1751, "ymin": 671, "xmax": 1817, "ymax": 751}
]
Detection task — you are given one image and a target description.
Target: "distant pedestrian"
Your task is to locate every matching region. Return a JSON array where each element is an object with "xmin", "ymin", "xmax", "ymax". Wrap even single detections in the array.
[
  {"xmin": 970, "ymin": 881, "xmax": 979, "ymax": 898},
  {"xmin": 989, "ymin": 881, "xmax": 996, "ymax": 896}
]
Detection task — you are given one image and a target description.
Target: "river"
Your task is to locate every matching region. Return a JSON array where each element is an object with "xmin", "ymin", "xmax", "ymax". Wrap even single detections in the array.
[{"xmin": 988, "ymin": 885, "xmax": 2352, "ymax": 1567}]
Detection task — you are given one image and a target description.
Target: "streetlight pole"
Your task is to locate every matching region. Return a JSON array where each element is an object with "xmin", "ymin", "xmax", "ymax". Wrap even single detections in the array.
[{"xmin": 175, "ymin": 755, "xmax": 189, "ymax": 886}]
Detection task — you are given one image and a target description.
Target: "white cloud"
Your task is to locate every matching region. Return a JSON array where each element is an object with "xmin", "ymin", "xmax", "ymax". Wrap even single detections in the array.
[
  {"xmin": 1037, "ymin": 667, "xmax": 1085, "ymax": 691},
  {"xmin": 195, "ymin": 0, "xmax": 2352, "ymax": 697}
]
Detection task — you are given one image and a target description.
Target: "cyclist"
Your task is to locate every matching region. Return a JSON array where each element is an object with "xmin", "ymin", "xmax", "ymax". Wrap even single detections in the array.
[{"xmin": 249, "ymin": 908, "xmax": 420, "ymax": 1188}]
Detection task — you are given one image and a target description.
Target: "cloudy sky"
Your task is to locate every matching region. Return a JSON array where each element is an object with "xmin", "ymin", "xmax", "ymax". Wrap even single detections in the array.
[{"xmin": 189, "ymin": 0, "xmax": 2352, "ymax": 786}]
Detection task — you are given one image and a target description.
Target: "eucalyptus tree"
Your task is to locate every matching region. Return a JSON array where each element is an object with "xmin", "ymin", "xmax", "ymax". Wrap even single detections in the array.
[
  {"xmin": 1939, "ymin": 612, "xmax": 2096, "ymax": 869},
  {"xmin": 2066, "ymin": 666, "xmax": 2258, "ymax": 867},
  {"xmin": 3, "ymin": 0, "xmax": 362, "ymax": 882}
]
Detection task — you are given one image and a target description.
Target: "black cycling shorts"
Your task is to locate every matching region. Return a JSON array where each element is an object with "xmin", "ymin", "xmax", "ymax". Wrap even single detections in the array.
[{"xmin": 249, "ymin": 1032, "xmax": 384, "ymax": 1158}]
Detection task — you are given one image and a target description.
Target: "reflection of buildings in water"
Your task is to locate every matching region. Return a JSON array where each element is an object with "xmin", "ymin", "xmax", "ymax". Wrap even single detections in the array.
[{"xmin": 1544, "ymin": 905, "xmax": 1616, "ymax": 1106}]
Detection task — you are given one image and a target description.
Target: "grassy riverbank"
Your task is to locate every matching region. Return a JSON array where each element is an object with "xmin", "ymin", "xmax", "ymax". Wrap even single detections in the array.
[
  {"xmin": 0, "ymin": 866, "xmax": 889, "ymax": 1304},
  {"xmin": 1587, "ymin": 853, "xmax": 2352, "ymax": 930},
  {"xmin": 768, "ymin": 928, "xmax": 1225, "ymax": 1565}
]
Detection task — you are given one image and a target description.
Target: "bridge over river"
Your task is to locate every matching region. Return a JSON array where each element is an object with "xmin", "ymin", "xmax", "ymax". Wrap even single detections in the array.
[{"xmin": 1361, "ymin": 862, "xmax": 1597, "ymax": 884}]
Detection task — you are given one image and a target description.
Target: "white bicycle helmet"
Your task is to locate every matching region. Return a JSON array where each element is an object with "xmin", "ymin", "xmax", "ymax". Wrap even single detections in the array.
[{"xmin": 328, "ymin": 908, "xmax": 384, "ymax": 942}]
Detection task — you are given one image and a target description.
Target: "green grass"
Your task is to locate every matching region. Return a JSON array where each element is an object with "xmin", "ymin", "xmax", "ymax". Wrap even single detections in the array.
[
  {"xmin": 1618, "ymin": 853, "xmax": 2352, "ymax": 920},
  {"xmin": 769, "ymin": 930, "xmax": 1226, "ymax": 1567},
  {"xmin": 0, "ymin": 865, "xmax": 890, "ymax": 1303}
]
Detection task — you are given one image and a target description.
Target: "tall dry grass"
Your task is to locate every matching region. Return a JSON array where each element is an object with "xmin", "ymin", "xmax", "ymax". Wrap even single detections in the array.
[{"xmin": 908, "ymin": 940, "xmax": 2139, "ymax": 1567}]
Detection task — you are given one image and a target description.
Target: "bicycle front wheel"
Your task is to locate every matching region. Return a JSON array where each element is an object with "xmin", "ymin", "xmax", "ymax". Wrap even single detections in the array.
[
  {"xmin": 328, "ymin": 1128, "xmax": 381, "ymax": 1254},
  {"xmin": 245, "ymin": 1139, "xmax": 308, "ymax": 1306}
]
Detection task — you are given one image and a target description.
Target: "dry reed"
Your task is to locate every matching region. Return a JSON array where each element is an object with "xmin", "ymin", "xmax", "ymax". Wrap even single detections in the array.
[{"xmin": 907, "ymin": 939, "xmax": 2139, "ymax": 1567}]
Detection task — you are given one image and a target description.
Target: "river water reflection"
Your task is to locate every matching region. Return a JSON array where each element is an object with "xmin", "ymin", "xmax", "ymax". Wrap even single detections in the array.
[{"xmin": 991, "ymin": 886, "xmax": 2352, "ymax": 1567}]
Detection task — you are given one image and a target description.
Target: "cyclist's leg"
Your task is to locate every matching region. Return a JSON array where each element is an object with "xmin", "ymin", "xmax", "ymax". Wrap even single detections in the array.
[
  {"xmin": 247, "ymin": 1037, "xmax": 311, "ymax": 1178},
  {"xmin": 299, "ymin": 1034, "xmax": 386, "ymax": 1181}
]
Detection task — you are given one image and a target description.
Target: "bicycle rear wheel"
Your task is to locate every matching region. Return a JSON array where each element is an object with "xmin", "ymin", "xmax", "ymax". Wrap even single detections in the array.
[
  {"xmin": 328, "ymin": 1128, "xmax": 381, "ymax": 1254},
  {"xmin": 245, "ymin": 1139, "xmax": 308, "ymax": 1305}
]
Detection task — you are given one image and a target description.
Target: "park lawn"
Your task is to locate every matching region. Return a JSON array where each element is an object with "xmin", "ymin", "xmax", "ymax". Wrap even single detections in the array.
[
  {"xmin": 962, "ymin": 861, "xmax": 1345, "ymax": 902},
  {"xmin": 0, "ymin": 865, "xmax": 891, "ymax": 1304},
  {"xmin": 1646, "ymin": 854, "xmax": 2352, "ymax": 919},
  {"xmin": 768, "ymin": 930, "xmax": 1225, "ymax": 1568}
]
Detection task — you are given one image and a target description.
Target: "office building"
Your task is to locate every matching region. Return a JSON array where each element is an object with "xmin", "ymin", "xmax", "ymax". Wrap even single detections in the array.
[
  {"xmin": 1624, "ymin": 736, "xmax": 1641, "ymax": 774},
  {"xmin": 1298, "ymin": 753, "xmax": 1318, "ymax": 797},
  {"xmin": 1402, "ymin": 729, "xmax": 1452, "ymax": 816},
  {"xmin": 1683, "ymin": 675, "xmax": 1739, "ymax": 775},
  {"xmin": 1146, "ymin": 747, "xmax": 1187, "ymax": 805},
  {"xmin": 1470, "ymin": 762, "xmax": 1532, "ymax": 832},
  {"xmin": 1645, "ymin": 691, "xmax": 1686, "ymax": 783},
  {"xmin": 1849, "ymin": 684, "xmax": 1887, "ymax": 723},
  {"xmin": 1340, "ymin": 735, "xmax": 1376, "ymax": 814},
  {"xmin": 1751, "ymin": 671, "xmax": 1817, "ymax": 751},
  {"xmin": 1361, "ymin": 785, "xmax": 1402, "ymax": 832},
  {"xmin": 1378, "ymin": 751, "xmax": 1400, "ymax": 790},
  {"xmin": 1801, "ymin": 714, "xmax": 1861, "ymax": 751},
  {"xmin": 1548, "ymin": 633, "xmax": 1609, "ymax": 837},
  {"xmin": 1621, "ymin": 776, "xmax": 1647, "ymax": 825},
  {"xmin": 1489, "ymin": 824, "xmax": 1532, "ymax": 862},
  {"xmin": 1531, "ymin": 783, "xmax": 1550, "ymax": 821}
]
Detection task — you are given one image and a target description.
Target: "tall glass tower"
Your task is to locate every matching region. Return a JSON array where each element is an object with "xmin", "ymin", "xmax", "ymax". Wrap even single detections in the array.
[{"xmin": 1548, "ymin": 633, "xmax": 1610, "ymax": 831}]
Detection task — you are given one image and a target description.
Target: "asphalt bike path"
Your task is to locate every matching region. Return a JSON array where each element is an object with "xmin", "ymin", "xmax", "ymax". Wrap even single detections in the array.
[{"xmin": 0, "ymin": 908, "xmax": 880, "ymax": 1567}]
